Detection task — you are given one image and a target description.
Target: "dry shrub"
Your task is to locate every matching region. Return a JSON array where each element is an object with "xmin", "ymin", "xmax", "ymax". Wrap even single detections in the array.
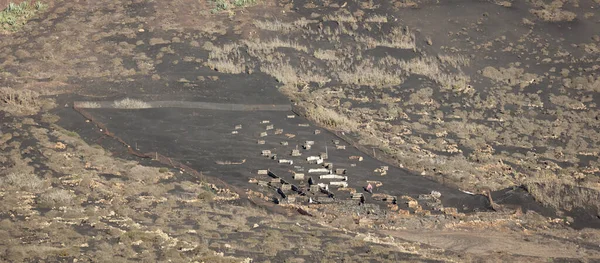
[
  {"xmin": 206, "ymin": 59, "xmax": 246, "ymax": 74},
  {"xmin": 1, "ymin": 172, "xmax": 45, "ymax": 192},
  {"xmin": 0, "ymin": 87, "xmax": 41, "ymax": 115},
  {"xmin": 305, "ymin": 105, "xmax": 357, "ymax": 131},
  {"xmin": 313, "ymin": 49, "xmax": 339, "ymax": 61},
  {"xmin": 530, "ymin": 0, "xmax": 577, "ymax": 22},
  {"xmin": 261, "ymin": 62, "xmax": 299, "ymax": 84},
  {"xmin": 531, "ymin": 8, "xmax": 576, "ymax": 22},
  {"xmin": 253, "ymin": 19, "xmax": 296, "ymax": 32},
  {"xmin": 202, "ymin": 42, "xmax": 241, "ymax": 54},
  {"xmin": 437, "ymin": 54, "xmax": 470, "ymax": 68},
  {"xmin": 323, "ymin": 13, "xmax": 357, "ymax": 23},
  {"xmin": 364, "ymin": 15, "xmax": 388, "ymax": 23},
  {"xmin": 525, "ymin": 182, "xmax": 600, "ymax": 212},
  {"xmin": 397, "ymin": 57, "xmax": 471, "ymax": 90},
  {"xmin": 197, "ymin": 190, "xmax": 214, "ymax": 201},
  {"xmin": 549, "ymin": 95, "xmax": 586, "ymax": 110},
  {"xmin": 38, "ymin": 188, "xmax": 74, "ymax": 208},
  {"xmin": 244, "ymin": 38, "xmax": 308, "ymax": 54},
  {"xmin": 113, "ymin": 98, "xmax": 151, "ymax": 109},
  {"xmin": 356, "ymin": 26, "xmax": 415, "ymax": 49},
  {"xmin": 337, "ymin": 61, "xmax": 403, "ymax": 87},
  {"xmin": 394, "ymin": 0, "xmax": 418, "ymax": 8},
  {"xmin": 76, "ymin": 101, "xmax": 101, "ymax": 108},
  {"xmin": 481, "ymin": 66, "xmax": 538, "ymax": 88},
  {"xmin": 398, "ymin": 57, "xmax": 441, "ymax": 76},
  {"xmin": 128, "ymin": 165, "xmax": 162, "ymax": 183},
  {"xmin": 203, "ymin": 42, "xmax": 247, "ymax": 73}
]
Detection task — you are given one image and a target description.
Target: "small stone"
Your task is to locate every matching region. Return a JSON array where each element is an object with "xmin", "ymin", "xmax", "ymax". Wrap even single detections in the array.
[
  {"xmin": 407, "ymin": 200, "xmax": 419, "ymax": 209},
  {"xmin": 54, "ymin": 142, "xmax": 67, "ymax": 150}
]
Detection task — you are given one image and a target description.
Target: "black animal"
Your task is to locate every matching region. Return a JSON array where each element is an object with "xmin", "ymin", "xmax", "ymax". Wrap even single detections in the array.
[
  {"xmin": 359, "ymin": 195, "xmax": 365, "ymax": 205},
  {"xmin": 277, "ymin": 188, "xmax": 287, "ymax": 199}
]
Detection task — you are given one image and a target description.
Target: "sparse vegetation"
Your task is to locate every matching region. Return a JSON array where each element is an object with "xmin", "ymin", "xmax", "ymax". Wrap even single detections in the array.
[
  {"xmin": 260, "ymin": 61, "xmax": 299, "ymax": 84},
  {"xmin": 1, "ymin": 172, "xmax": 45, "ymax": 192},
  {"xmin": 37, "ymin": 188, "xmax": 74, "ymax": 208},
  {"xmin": 304, "ymin": 104, "xmax": 358, "ymax": 131},
  {"xmin": 0, "ymin": 87, "xmax": 54, "ymax": 115},
  {"xmin": 0, "ymin": 1, "xmax": 47, "ymax": 32},
  {"xmin": 63, "ymin": 130, "xmax": 80, "ymax": 137},
  {"xmin": 254, "ymin": 19, "xmax": 294, "ymax": 32},
  {"xmin": 113, "ymin": 98, "xmax": 151, "ymax": 109},
  {"xmin": 206, "ymin": 58, "xmax": 247, "ymax": 73},
  {"xmin": 244, "ymin": 38, "xmax": 308, "ymax": 54},
  {"xmin": 365, "ymin": 15, "xmax": 388, "ymax": 23},
  {"xmin": 525, "ymin": 182, "xmax": 600, "ymax": 213},
  {"xmin": 530, "ymin": 0, "xmax": 577, "ymax": 22},
  {"xmin": 212, "ymin": 0, "xmax": 256, "ymax": 12},
  {"xmin": 77, "ymin": 101, "xmax": 101, "ymax": 108},
  {"xmin": 337, "ymin": 61, "xmax": 404, "ymax": 87},
  {"xmin": 1, "ymin": 0, "xmax": 599, "ymax": 261},
  {"xmin": 356, "ymin": 26, "xmax": 416, "ymax": 50}
]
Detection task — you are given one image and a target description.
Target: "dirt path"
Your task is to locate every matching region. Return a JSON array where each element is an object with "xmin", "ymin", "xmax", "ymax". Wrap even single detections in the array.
[{"xmin": 386, "ymin": 229, "xmax": 598, "ymax": 259}]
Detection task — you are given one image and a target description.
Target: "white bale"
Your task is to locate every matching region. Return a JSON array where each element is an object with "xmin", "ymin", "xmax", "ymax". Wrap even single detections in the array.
[
  {"xmin": 307, "ymin": 156, "xmax": 320, "ymax": 161},
  {"xmin": 330, "ymin": 181, "xmax": 348, "ymax": 188},
  {"xmin": 278, "ymin": 159, "xmax": 294, "ymax": 165},
  {"xmin": 319, "ymin": 174, "xmax": 346, "ymax": 180}
]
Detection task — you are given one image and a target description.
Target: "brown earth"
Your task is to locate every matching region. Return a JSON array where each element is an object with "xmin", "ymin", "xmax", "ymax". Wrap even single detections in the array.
[
  {"xmin": 1, "ymin": 0, "xmax": 600, "ymax": 262},
  {"xmin": 0, "ymin": 0, "xmax": 15, "ymax": 10}
]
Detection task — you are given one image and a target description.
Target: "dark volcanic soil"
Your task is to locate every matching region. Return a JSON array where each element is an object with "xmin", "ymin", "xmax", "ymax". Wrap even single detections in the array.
[
  {"xmin": 2, "ymin": 0, "xmax": 600, "ymax": 261},
  {"xmin": 56, "ymin": 105, "xmax": 494, "ymax": 212}
]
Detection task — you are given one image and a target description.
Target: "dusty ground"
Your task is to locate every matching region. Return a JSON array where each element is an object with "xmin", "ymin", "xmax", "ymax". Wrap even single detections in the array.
[{"xmin": 1, "ymin": 0, "xmax": 600, "ymax": 261}]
